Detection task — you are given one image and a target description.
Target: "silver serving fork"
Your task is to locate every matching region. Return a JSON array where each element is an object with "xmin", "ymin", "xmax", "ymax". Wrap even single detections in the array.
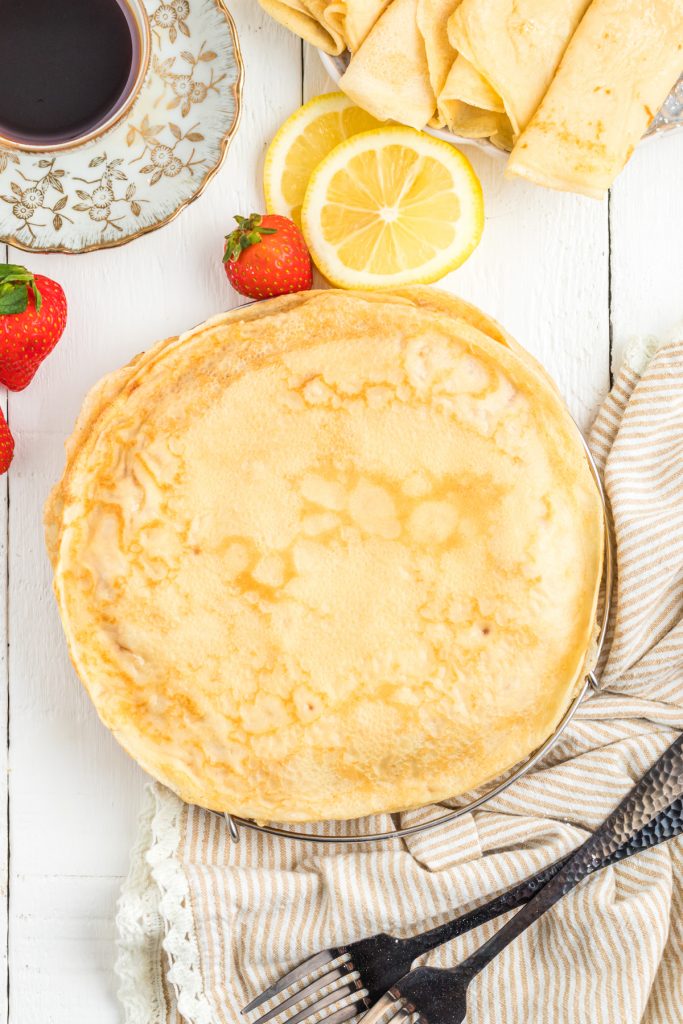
[
  {"xmin": 242, "ymin": 735, "xmax": 683, "ymax": 1024},
  {"xmin": 360, "ymin": 733, "xmax": 683, "ymax": 1024}
]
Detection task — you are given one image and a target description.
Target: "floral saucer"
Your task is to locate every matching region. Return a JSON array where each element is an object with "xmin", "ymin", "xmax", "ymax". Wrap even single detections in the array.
[{"xmin": 0, "ymin": 0, "xmax": 242, "ymax": 254}]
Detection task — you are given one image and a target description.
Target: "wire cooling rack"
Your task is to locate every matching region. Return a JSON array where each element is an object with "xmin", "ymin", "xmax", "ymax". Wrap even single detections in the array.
[{"xmin": 220, "ymin": 432, "xmax": 613, "ymax": 844}]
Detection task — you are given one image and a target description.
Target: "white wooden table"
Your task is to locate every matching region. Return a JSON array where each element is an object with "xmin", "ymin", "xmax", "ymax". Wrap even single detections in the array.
[{"xmin": 0, "ymin": 5, "xmax": 681, "ymax": 1021}]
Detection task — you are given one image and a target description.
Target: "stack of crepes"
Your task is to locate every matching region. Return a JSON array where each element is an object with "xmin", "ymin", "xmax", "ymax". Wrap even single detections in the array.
[
  {"xmin": 46, "ymin": 288, "xmax": 603, "ymax": 824},
  {"xmin": 258, "ymin": 0, "xmax": 683, "ymax": 198}
]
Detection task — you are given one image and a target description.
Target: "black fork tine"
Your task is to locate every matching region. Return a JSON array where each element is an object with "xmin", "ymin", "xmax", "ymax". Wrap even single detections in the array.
[
  {"xmin": 242, "ymin": 950, "xmax": 342, "ymax": 1014},
  {"xmin": 249, "ymin": 967, "xmax": 353, "ymax": 1024}
]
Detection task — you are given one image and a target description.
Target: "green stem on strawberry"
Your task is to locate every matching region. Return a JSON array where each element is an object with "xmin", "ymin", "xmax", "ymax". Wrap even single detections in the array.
[
  {"xmin": 0, "ymin": 264, "xmax": 43, "ymax": 316},
  {"xmin": 223, "ymin": 213, "xmax": 277, "ymax": 263}
]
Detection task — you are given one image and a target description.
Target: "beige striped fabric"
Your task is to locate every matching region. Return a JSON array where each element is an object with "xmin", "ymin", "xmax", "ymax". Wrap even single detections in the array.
[{"xmin": 116, "ymin": 336, "xmax": 683, "ymax": 1024}]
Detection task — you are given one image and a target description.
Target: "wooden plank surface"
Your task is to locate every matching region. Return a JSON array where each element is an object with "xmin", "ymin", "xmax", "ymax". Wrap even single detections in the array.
[
  {"xmin": 609, "ymin": 132, "xmax": 683, "ymax": 373},
  {"xmin": 0, "ymin": 239, "xmax": 8, "ymax": 1024},
  {"xmin": 3, "ymin": 5, "xmax": 302, "ymax": 1022},
  {"xmin": 0, "ymin": 15, "xmax": 679, "ymax": 1024}
]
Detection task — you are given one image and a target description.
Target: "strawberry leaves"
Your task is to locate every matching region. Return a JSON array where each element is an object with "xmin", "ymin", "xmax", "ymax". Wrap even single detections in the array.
[
  {"xmin": 222, "ymin": 213, "xmax": 313, "ymax": 300},
  {"xmin": 0, "ymin": 265, "xmax": 42, "ymax": 316},
  {"xmin": 223, "ymin": 214, "xmax": 277, "ymax": 263},
  {"xmin": 0, "ymin": 272, "xmax": 67, "ymax": 391}
]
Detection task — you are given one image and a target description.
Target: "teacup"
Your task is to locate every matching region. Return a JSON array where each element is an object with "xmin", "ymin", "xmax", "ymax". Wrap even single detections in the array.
[{"xmin": 0, "ymin": 0, "xmax": 151, "ymax": 152}]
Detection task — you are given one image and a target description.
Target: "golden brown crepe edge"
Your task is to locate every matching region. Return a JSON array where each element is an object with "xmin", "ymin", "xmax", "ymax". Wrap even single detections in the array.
[{"xmin": 48, "ymin": 288, "xmax": 604, "ymax": 821}]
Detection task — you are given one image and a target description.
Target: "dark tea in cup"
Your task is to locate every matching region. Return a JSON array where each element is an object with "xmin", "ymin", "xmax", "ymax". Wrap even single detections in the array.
[{"xmin": 0, "ymin": 0, "xmax": 148, "ymax": 150}]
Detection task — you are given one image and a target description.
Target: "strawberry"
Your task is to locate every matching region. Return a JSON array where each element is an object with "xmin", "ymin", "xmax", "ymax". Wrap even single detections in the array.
[
  {"xmin": 0, "ymin": 409, "xmax": 14, "ymax": 474},
  {"xmin": 223, "ymin": 213, "xmax": 312, "ymax": 300},
  {"xmin": 0, "ymin": 264, "xmax": 67, "ymax": 391}
]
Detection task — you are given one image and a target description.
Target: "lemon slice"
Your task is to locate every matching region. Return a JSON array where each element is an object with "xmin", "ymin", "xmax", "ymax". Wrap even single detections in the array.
[
  {"xmin": 301, "ymin": 126, "xmax": 484, "ymax": 289},
  {"xmin": 264, "ymin": 92, "xmax": 383, "ymax": 228}
]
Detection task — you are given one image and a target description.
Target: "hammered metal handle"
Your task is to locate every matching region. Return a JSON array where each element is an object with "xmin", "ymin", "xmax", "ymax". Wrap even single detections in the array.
[
  {"xmin": 404, "ymin": 796, "xmax": 683, "ymax": 961},
  {"xmin": 456, "ymin": 733, "xmax": 683, "ymax": 978}
]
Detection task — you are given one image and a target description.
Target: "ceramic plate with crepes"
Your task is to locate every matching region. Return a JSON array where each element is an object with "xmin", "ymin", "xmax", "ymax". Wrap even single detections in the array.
[
  {"xmin": 46, "ymin": 289, "xmax": 603, "ymax": 822},
  {"xmin": 260, "ymin": 0, "xmax": 683, "ymax": 197}
]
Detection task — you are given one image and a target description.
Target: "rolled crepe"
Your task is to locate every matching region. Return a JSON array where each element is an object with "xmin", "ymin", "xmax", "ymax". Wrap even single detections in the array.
[
  {"xmin": 507, "ymin": 0, "xmax": 683, "ymax": 198},
  {"xmin": 490, "ymin": 122, "xmax": 514, "ymax": 152},
  {"xmin": 339, "ymin": 0, "xmax": 436, "ymax": 128},
  {"xmin": 438, "ymin": 54, "xmax": 512, "ymax": 137},
  {"xmin": 305, "ymin": 0, "xmax": 345, "ymax": 46},
  {"xmin": 443, "ymin": 103, "xmax": 511, "ymax": 138},
  {"xmin": 416, "ymin": 0, "xmax": 461, "ymax": 126},
  {"xmin": 441, "ymin": 55, "xmax": 505, "ymax": 113},
  {"xmin": 344, "ymin": 0, "xmax": 392, "ymax": 51},
  {"xmin": 257, "ymin": 0, "xmax": 345, "ymax": 54},
  {"xmin": 448, "ymin": 0, "xmax": 591, "ymax": 136}
]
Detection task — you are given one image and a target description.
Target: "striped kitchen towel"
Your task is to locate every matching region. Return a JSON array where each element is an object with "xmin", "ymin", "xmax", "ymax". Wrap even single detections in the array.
[{"xmin": 116, "ymin": 334, "xmax": 683, "ymax": 1024}]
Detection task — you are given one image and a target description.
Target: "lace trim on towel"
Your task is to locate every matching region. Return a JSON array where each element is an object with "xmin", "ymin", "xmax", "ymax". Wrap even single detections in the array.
[
  {"xmin": 618, "ymin": 322, "xmax": 683, "ymax": 377},
  {"xmin": 116, "ymin": 783, "xmax": 215, "ymax": 1024},
  {"xmin": 116, "ymin": 784, "xmax": 168, "ymax": 1024}
]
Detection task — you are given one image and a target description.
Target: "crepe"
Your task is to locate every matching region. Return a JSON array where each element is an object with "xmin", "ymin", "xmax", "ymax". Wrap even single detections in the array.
[
  {"xmin": 507, "ymin": 0, "xmax": 683, "ymax": 197},
  {"xmin": 416, "ymin": 0, "xmax": 461, "ymax": 126},
  {"xmin": 46, "ymin": 289, "xmax": 603, "ymax": 823},
  {"xmin": 339, "ymin": 0, "xmax": 436, "ymax": 127},
  {"xmin": 437, "ymin": 53, "xmax": 511, "ymax": 138},
  {"xmin": 257, "ymin": 0, "xmax": 391, "ymax": 54},
  {"xmin": 257, "ymin": 0, "xmax": 345, "ymax": 54},
  {"xmin": 490, "ymin": 122, "xmax": 515, "ymax": 152},
  {"xmin": 445, "ymin": 105, "xmax": 508, "ymax": 138},
  {"xmin": 344, "ymin": 0, "xmax": 392, "ymax": 51},
  {"xmin": 447, "ymin": 0, "xmax": 592, "ymax": 136},
  {"xmin": 440, "ymin": 55, "xmax": 505, "ymax": 115},
  {"xmin": 303, "ymin": 0, "xmax": 344, "ymax": 47}
]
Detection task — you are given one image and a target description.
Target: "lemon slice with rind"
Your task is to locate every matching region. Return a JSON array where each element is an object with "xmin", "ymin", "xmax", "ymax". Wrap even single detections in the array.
[
  {"xmin": 301, "ymin": 126, "xmax": 484, "ymax": 289},
  {"xmin": 264, "ymin": 92, "xmax": 382, "ymax": 228}
]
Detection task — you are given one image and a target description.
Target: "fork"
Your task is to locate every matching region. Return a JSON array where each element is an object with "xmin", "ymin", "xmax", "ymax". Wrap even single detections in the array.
[
  {"xmin": 360, "ymin": 732, "xmax": 683, "ymax": 1024},
  {"xmin": 241, "ymin": 737, "xmax": 683, "ymax": 1024}
]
